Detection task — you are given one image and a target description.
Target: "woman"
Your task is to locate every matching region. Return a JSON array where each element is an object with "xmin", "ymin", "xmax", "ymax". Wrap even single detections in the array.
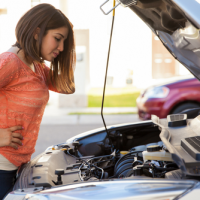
[{"xmin": 0, "ymin": 3, "xmax": 75, "ymax": 198}]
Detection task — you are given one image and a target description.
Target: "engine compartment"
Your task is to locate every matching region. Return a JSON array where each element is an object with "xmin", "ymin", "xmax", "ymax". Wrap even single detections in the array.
[
  {"xmin": 61, "ymin": 143, "xmax": 181, "ymax": 181},
  {"xmin": 14, "ymin": 140, "xmax": 182, "ymax": 190},
  {"xmin": 14, "ymin": 114, "xmax": 194, "ymax": 190}
]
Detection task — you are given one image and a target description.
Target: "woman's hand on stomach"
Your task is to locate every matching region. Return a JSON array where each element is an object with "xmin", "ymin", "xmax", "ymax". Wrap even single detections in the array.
[{"xmin": 0, "ymin": 126, "xmax": 24, "ymax": 149}]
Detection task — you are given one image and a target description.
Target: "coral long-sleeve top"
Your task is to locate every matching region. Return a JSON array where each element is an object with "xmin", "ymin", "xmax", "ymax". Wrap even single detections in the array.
[{"xmin": 0, "ymin": 52, "xmax": 58, "ymax": 166}]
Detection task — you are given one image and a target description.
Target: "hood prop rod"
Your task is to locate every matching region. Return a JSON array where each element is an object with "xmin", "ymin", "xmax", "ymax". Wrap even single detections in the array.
[{"xmin": 101, "ymin": 0, "xmax": 116, "ymax": 138}]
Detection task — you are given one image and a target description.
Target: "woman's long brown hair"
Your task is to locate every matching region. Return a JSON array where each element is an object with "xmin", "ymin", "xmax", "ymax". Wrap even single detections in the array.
[{"xmin": 13, "ymin": 3, "xmax": 76, "ymax": 93}]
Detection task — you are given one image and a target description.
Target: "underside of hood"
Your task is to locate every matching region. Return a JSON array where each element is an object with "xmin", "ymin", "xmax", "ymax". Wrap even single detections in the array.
[{"xmin": 128, "ymin": 0, "xmax": 200, "ymax": 81}]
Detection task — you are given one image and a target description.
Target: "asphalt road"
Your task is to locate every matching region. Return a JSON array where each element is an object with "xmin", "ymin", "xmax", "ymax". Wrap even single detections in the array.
[{"xmin": 32, "ymin": 124, "xmax": 106, "ymax": 158}]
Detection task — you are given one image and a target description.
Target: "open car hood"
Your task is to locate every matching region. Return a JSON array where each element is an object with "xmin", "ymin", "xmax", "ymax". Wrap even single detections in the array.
[{"xmin": 128, "ymin": 0, "xmax": 200, "ymax": 81}]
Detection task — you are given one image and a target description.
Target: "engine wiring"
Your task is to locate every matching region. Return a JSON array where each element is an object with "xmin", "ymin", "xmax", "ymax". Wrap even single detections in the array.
[
  {"xmin": 64, "ymin": 136, "xmax": 178, "ymax": 181},
  {"xmin": 66, "ymin": 150, "xmax": 110, "ymax": 180},
  {"xmin": 67, "ymin": 150, "xmax": 91, "ymax": 169}
]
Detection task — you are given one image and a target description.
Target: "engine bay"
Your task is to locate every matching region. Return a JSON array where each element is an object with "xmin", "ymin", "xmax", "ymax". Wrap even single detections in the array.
[
  {"xmin": 14, "ymin": 142, "xmax": 181, "ymax": 189},
  {"xmin": 14, "ymin": 112, "xmax": 200, "ymax": 190}
]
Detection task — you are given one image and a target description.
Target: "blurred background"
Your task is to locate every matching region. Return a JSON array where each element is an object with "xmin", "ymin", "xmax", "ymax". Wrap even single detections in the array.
[{"xmin": 0, "ymin": 0, "xmax": 195, "ymax": 157}]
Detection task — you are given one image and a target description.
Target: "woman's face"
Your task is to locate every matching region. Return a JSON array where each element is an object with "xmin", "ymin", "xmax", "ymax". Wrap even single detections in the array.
[{"xmin": 39, "ymin": 26, "xmax": 69, "ymax": 61}]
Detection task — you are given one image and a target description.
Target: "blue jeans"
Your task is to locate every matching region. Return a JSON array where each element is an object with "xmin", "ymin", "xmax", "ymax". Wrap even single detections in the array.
[{"xmin": 0, "ymin": 170, "xmax": 17, "ymax": 200}]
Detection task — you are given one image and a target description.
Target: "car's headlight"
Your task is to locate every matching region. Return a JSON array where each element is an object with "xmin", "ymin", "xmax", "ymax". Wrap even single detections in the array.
[{"xmin": 144, "ymin": 86, "xmax": 170, "ymax": 98}]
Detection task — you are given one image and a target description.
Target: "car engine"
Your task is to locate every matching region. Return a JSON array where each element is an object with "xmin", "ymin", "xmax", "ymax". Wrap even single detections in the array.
[
  {"xmin": 14, "ymin": 113, "xmax": 200, "ymax": 190},
  {"xmin": 14, "ymin": 142, "xmax": 182, "ymax": 191}
]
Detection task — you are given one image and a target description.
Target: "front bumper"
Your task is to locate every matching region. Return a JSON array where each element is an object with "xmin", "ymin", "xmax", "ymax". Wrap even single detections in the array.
[{"xmin": 136, "ymin": 96, "xmax": 167, "ymax": 120}]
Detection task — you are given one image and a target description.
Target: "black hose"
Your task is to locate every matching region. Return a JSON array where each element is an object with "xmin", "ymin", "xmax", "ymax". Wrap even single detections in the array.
[
  {"xmin": 164, "ymin": 163, "xmax": 178, "ymax": 169},
  {"xmin": 114, "ymin": 151, "xmax": 143, "ymax": 172},
  {"xmin": 154, "ymin": 166, "xmax": 177, "ymax": 172},
  {"xmin": 115, "ymin": 162, "xmax": 133, "ymax": 177},
  {"xmin": 116, "ymin": 158, "xmax": 135, "ymax": 171}
]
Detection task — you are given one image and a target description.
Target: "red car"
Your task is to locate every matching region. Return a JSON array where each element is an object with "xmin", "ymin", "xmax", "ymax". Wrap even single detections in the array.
[{"xmin": 137, "ymin": 76, "xmax": 200, "ymax": 120}]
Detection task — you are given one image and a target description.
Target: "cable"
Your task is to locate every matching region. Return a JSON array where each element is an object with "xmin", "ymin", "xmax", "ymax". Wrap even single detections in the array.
[
  {"xmin": 101, "ymin": 0, "xmax": 116, "ymax": 137},
  {"xmin": 67, "ymin": 150, "xmax": 105, "ymax": 180},
  {"xmin": 67, "ymin": 150, "xmax": 91, "ymax": 170}
]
